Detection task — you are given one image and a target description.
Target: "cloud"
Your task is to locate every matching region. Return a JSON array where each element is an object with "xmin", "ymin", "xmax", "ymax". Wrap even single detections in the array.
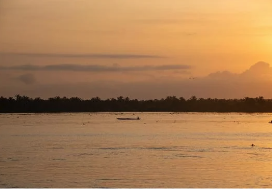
[
  {"xmin": 207, "ymin": 71, "xmax": 238, "ymax": 80},
  {"xmin": 2, "ymin": 77, "xmax": 272, "ymax": 100},
  {"xmin": 207, "ymin": 61, "xmax": 272, "ymax": 81},
  {"xmin": 2, "ymin": 61, "xmax": 272, "ymax": 100},
  {"xmin": 135, "ymin": 17, "xmax": 212, "ymax": 25},
  {"xmin": 0, "ymin": 64, "xmax": 191, "ymax": 72},
  {"xmin": 0, "ymin": 52, "xmax": 166, "ymax": 59},
  {"xmin": 241, "ymin": 61, "xmax": 271, "ymax": 77},
  {"xmin": 137, "ymin": 18, "xmax": 189, "ymax": 25},
  {"xmin": 16, "ymin": 73, "xmax": 36, "ymax": 85}
]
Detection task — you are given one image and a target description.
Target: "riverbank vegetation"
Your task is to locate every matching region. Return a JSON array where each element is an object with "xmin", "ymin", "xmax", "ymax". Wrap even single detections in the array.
[{"xmin": 1, "ymin": 95, "xmax": 272, "ymax": 113}]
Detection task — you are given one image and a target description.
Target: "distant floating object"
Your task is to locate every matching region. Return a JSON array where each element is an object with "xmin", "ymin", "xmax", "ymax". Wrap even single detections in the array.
[
  {"xmin": 117, "ymin": 117, "xmax": 140, "ymax": 120},
  {"xmin": 251, "ymin": 144, "xmax": 255, "ymax": 147},
  {"xmin": 269, "ymin": 120, "xmax": 272, "ymax": 123}
]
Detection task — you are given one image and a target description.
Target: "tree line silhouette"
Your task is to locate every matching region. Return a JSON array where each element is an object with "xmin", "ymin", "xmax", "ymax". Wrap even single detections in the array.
[{"xmin": 1, "ymin": 95, "xmax": 272, "ymax": 113}]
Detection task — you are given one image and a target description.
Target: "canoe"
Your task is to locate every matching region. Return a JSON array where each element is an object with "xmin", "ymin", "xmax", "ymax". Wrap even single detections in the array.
[{"xmin": 117, "ymin": 117, "xmax": 140, "ymax": 120}]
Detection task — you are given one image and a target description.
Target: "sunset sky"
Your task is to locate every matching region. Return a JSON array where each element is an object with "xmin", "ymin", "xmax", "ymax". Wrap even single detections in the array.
[{"xmin": 1, "ymin": 0, "xmax": 272, "ymax": 99}]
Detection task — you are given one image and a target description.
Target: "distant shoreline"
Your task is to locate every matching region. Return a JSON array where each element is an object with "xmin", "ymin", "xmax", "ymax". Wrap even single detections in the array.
[
  {"xmin": 0, "ymin": 111, "xmax": 272, "ymax": 113},
  {"xmin": 1, "ymin": 95, "xmax": 272, "ymax": 113}
]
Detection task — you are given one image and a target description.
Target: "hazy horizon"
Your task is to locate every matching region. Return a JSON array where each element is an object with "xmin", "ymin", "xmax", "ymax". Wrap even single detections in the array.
[{"xmin": 1, "ymin": 0, "xmax": 272, "ymax": 99}]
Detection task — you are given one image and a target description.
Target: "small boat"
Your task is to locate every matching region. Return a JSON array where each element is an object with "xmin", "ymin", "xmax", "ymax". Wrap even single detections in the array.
[{"xmin": 117, "ymin": 117, "xmax": 140, "ymax": 120}]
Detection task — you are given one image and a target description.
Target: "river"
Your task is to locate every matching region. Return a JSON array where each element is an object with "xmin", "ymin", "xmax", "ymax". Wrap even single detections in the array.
[{"xmin": 1, "ymin": 112, "xmax": 272, "ymax": 187}]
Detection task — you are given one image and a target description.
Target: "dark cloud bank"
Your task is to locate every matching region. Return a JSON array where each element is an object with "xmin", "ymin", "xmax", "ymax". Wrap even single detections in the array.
[
  {"xmin": 0, "ymin": 52, "xmax": 166, "ymax": 59},
  {"xmin": 16, "ymin": 73, "xmax": 36, "ymax": 85},
  {"xmin": 0, "ymin": 64, "xmax": 191, "ymax": 72},
  {"xmin": 1, "ymin": 61, "xmax": 272, "ymax": 99}
]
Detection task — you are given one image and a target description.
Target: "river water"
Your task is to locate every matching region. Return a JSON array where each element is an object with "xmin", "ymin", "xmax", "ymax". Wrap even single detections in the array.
[{"xmin": 1, "ymin": 112, "xmax": 272, "ymax": 187}]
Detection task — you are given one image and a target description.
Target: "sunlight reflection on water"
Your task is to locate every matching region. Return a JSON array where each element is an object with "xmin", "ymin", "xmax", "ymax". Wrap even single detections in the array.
[{"xmin": 1, "ymin": 112, "xmax": 272, "ymax": 187}]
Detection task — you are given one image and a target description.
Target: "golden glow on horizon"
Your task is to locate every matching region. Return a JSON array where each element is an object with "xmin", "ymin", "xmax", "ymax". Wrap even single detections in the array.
[{"xmin": 1, "ymin": 0, "xmax": 272, "ymax": 76}]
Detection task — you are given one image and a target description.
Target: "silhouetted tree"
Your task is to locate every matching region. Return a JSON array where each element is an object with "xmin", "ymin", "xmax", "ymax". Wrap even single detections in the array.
[{"xmin": 1, "ymin": 95, "xmax": 272, "ymax": 113}]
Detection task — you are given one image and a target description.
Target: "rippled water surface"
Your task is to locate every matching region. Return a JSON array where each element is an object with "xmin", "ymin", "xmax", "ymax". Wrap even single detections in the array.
[{"xmin": 1, "ymin": 112, "xmax": 272, "ymax": 187}]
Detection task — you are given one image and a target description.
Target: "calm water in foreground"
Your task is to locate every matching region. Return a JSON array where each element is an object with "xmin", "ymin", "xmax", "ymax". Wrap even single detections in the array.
[{"xmin": 1, "ymin": 112, "xmax": 272, "ymax": 187}]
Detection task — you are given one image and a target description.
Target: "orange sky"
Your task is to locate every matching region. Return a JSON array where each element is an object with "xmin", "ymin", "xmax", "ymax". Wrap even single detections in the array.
[{"xmin": 1, "ymin": 0, "xmax": 272, "ymax": 98}]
